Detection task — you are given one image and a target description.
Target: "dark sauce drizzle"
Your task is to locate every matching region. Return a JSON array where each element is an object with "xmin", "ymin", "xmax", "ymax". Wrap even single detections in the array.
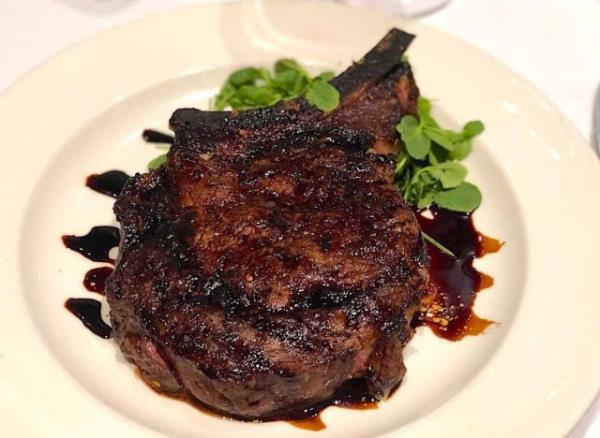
[
  {"xmin": 142, "ymin": 129, "xmax": 174, "ymax": 144},
  {"xmin": 287, "ymin": 379, "xmax": 377, "ymax": 430},
  {"xmin": 86, "ymin": 170, "xmax": 130, "ymax": 198},
  {"xmin": 65, "ymin": 298, "xmax": 112, "ymax": 339},
  {"xmin": 62, "ymin": 226, "xmax": 120, "ymax": 263},
  {"xmin": 414, "ymin": 207, "xmax": 502, "ymax": 340},
  {"xmin": 63, "ymin": 172, "xmax": 124, "ymax": 339},
  {"xmin": 138, "ymin": 371, "xmax": 375, "ymax": 432},
  {"xmin": 83, "ymin": 266, "xmax": 113, "ymax": 294}
]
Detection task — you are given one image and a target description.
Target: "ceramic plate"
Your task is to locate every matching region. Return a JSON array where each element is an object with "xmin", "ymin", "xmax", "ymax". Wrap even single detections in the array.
[{"xmin": 1, "ymin": 1, "xmax": 599, "ymax": 436}]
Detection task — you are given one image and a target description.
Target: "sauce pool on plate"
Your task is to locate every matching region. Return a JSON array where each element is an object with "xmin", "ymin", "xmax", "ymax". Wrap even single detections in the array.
[{"xmin": 415, "ymin": 207, "xmax": 502, "ymax": 341}]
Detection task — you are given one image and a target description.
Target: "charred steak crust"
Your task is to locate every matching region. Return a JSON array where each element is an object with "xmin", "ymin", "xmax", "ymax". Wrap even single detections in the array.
[{"xmin": 106, "ymin": 28, "xmax": 428, "ymax": 420}]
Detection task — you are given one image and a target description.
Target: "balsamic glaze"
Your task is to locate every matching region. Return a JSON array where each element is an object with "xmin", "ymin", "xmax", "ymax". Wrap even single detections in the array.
[
  {"xmin": 86, "ymin": 170, "xmax": 130, "ymax": 198},
  {"xmin": 83, "ymin": 266, "xmax": 113, "ymax": 294},
  {"xmin": 287, "ymin": 378, "xmax": 378, "ymax": 430},
  {"xmin": 138, "ymin": 371, "xmax": 376, "ymax": 431},
  {"xmin": 142, "ymin": 129, "xmax": 174, "ymax": 144},
  {"xmin": 414, "ymin": 207, "xmax": 502, "ymax": 340},
  {"xmin": 62, "ymin": 226, "xmax": 120, "ymax": 263},
  {"xmin": 285, "ymin": 378, "xmax": 377, "ymax": 421},
  {"xmin": 289, "ymin": 416, "xmax": 327, "ymax": 431},
  {"xmin": 65, "ymin": 298, "xmax": 112, "ymax": 339}
]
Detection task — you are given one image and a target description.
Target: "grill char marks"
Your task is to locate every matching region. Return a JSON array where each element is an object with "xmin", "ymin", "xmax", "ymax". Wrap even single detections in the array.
[{"xmin": 106, "ymin": 28, "xmax": 428, "ymax": 420}]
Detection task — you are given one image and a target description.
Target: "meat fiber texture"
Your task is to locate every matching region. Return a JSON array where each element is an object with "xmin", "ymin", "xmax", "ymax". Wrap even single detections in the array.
[{"xmin": 106, "ymin": 28, "xmax": 428, "ymax": 420}]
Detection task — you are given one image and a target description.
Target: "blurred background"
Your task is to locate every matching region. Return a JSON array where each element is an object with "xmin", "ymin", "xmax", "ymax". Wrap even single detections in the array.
[
  {"xmin": 1, "ymin": 0, "xmax": 599, "ymax": 146},
  {"xmin": 0, "ymin": 0, "xmax": 598, "ymax": 435}
]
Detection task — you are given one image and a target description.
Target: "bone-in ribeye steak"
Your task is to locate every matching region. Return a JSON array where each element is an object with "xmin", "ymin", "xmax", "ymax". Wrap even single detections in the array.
[{"xmin": 106, "ymin": 28, "xmax": 428, "ymax": 420}]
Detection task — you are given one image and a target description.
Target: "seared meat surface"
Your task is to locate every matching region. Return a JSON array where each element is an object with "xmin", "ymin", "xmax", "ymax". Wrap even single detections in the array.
[{"xmin": 106, "ymin": 28, "xmax": 428, "ymax": 420}]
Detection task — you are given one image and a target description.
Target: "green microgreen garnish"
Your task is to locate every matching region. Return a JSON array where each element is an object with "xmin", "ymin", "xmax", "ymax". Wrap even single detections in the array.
[
  {"xmin": 212, "ymin": 59, "xmax": 340, "ymax": 112},
  {"xmin": 395, "ymin": 96, "xmax": 484, "ymax": 213},
  {"xmin": 421, "ymin": 231, "xmax": 456, "ymax": 257},
  {"xmin": 147, "ymin": 153, "xmax": 167, "ymax": 170}
]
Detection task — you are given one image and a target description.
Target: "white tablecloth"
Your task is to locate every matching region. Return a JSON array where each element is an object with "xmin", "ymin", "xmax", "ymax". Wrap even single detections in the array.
[{"xmin": 1, "ymin": 0, "xmax": 598, "ymax": 435}]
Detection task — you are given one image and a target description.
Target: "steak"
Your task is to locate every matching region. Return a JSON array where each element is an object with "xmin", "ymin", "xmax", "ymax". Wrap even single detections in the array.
[{"xmin": 106, "ymin": 28, "xmax": 428, "ymax": 420}]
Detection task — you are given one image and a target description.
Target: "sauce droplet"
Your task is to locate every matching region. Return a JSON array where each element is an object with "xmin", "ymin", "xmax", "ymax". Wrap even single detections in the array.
[
  {"xmin": 415, "ymin": 207, "xmax": 499, "ymax": 341},
  {"xmin": 62, "ymin": 226, "xmax": 120, "ymax": 263},
  {"xmin": 460, "ymin": 313, "xmax": 494, "ymax": 338},
  {"xmin": 86, "ymin": 170, "xmax": 130, "ymax": 198},
  {"xmin": 83, "ymin": 266, "xmax": 113, "ymax": 294},
  {"xmin": 142, "ymin": 129, "xmax": 174, "ymax": 144},
  {"xmin": 65, "ymin": 298, "xmax": 112, "ymax": 339},
  {"xmin": 478, "ymin": 234, "xmax": 503, "ymax": 257},
  {"xmin": 478, "ymin": 273, "xmax": 494, "ymax": 291},
  {"xmin": 289, "ymin": 416, "xmax": 326, "ymax": 431}
]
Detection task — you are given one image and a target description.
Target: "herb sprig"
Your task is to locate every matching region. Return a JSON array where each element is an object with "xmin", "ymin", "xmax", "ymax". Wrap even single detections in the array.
[
  {"xmin": 148, "ymin": 153, "xmax": 167, "ymax": 170},
  {"xmin": 213, "ymin": 59, "xmax": 340, "ymax": 112},
  {"xmin": 395, "ymin": 97, "xmax": 484, "ymax": 213}
]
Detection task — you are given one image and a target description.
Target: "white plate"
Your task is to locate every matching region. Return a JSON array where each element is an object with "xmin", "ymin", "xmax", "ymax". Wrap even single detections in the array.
[{"xmin": 1, "ymin": 1, "xmax": 599, "ymax": 437}]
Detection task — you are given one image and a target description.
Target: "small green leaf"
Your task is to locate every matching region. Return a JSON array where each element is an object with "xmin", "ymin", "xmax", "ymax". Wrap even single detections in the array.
[
  {"xmin": 433, "ymin": 182, "xmax": 482, "ymax": 212},
  {"xmin": 449, "ymin": 139, "xmax": 472, "ymax": 160},
  {"xmin": 272, "ymin": 70, "xmax": 307, "ymax": 97},
  {"xmin": 148, "ymin": 154, "xmax": 167, "ymax": 170},
  {"xmin": 416, "ymin": 191, "xmax": 435, "ymax": 209},
  {"xmin": 423, "ymin": 126, "xmax": 455, "ymax": 151},
  {"xmin": 228, "ymin": 67, "xmax": 262, "ymax": 87},
  {"xmin": 237, "ymin": 85, "xmax": 279, "ymax": 107},
  {"xmin": 417, "ymin": 96, "xmax": 437, "ymax": 126},
  {"xmin": 418, "ymin": 168, "xmax": 437, "ymax": 185},
  {"xmin": 305, "ymin": 80, "xmax": 340, "ymax": 112},
  {"xmin": 397, "ymin": 115, "xmax": 430, "ymax": 159},
  {"xmin": 228, "ymin": 96, "xmax": 243, "ymax": 109},
  {"xmin": 417, "ymin": 96, "xmax": 432, "ymax": 117},
  {"xmin": 274, "ymin": 59, "xmax": 311, "ymax": 80},
  {"xmin": 428, "ymin": 143, "xmax": 449, "ymax": 164},
  {"xmin": 257, "ymin": 67, "xmax": 272, "ymax": 83},
  {"xmin": 436, "ymin": 161, "xmax": 467, "ymax": 188},
  {"xmin": 315, "ymin": 71, "xmax": 335, "ymax": 82},
  {"xmin": 213, "ymin": 82, "xmax": 236, "ymax": 110},
  {"xmin": 462, "ymin": 120, "xmax": 484, "ymax": 138},
  {"xmin": 398, "ymin": 114, "xmax": 419, "ymax": 132},
  {"xmin": 403, "ymin": 164, "xmax": 441, "ymax": 208}
]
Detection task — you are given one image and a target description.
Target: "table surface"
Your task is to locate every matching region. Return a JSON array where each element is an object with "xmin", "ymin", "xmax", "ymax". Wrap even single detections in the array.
[{"xmin": 1, "ymin": 0, "xmax": 598, "ymax": 436}]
